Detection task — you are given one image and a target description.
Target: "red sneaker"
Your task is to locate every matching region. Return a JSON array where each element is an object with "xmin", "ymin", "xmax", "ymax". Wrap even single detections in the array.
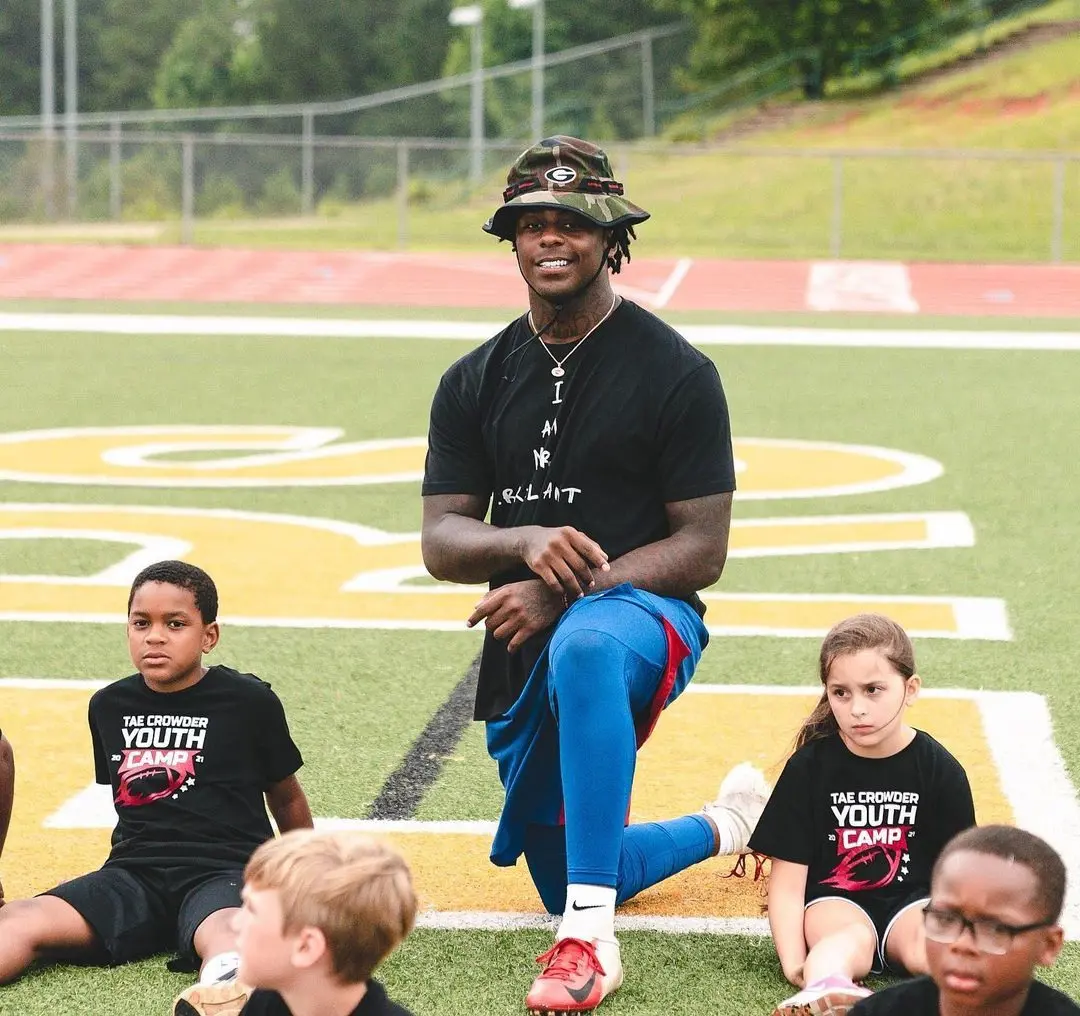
[{"xmin": 525, "ymin": 937, "xmax": 623, "ymax": 1014}]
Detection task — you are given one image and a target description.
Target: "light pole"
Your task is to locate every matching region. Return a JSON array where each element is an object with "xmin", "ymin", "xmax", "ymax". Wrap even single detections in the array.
[
  {"xmin": 508, "ymin": 0, "xmax": 544, "ymax": 141},
  {"xmin": 449, "ymin": 5, "xmax": 484, "ymax": 187},
  {"xmin": 64, "ymin": 0, "xmax": 78, "ymax": 216},
  {"xmin": 40, "ymin": 0, "xmax": 56, "ymax": 217}
]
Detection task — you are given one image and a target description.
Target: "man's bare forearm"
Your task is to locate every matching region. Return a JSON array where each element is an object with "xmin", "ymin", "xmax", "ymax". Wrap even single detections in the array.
[
  {"xmin": 422, "ymin": 512, "xmax": 526, "ymax": 584},
  {"xmin": 589, "ymin": 492, "xmax": 731, "ymax": 600},
  {"xmin": 592, "ymin": 529, "xmax": 725, "ymax": 600}
]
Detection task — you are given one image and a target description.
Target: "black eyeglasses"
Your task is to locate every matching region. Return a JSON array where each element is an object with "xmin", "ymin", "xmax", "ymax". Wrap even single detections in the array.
[{"xmin": 923, "ymin": 904, "xmax": 1055, "ymax": 955}]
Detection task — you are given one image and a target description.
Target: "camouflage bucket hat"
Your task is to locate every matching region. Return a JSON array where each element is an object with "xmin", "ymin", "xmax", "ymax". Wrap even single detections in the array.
[{"xmin": 483, "ymin": 135, "xmax": 650, "ymax": 241}]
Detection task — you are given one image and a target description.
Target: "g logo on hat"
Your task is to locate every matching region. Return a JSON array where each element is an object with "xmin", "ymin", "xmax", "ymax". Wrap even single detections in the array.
[
  {"xmin": 482, "ymin": 135, "xmax": 650, "ymax": 241},
  {"xmin": 544, "ymin": 166, "xmax": 577, "ymax": 185}
]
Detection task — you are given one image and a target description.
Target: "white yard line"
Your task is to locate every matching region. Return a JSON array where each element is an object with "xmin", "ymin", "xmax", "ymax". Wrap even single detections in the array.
[
  {"xmin": 416, "ymin": 911, "xmax": 771, "ymax": 935},
  {"xmin": 700, "ymin": 593, "xmax": 1011, "ymax": 641},
  {"xmin": 652, "ymin": 257, "xmax": 694, "ymax": 309},
  {"xmin": 979, "ymin": 691, "xmax": 1080, "ymax": 938},
  {"xmin": 0, "ymin": 677, "xmax": 109, "ymax": 690},
  {"xmin": 0, "ymin": 312, "xmax": 1076, "ymax": 349}
]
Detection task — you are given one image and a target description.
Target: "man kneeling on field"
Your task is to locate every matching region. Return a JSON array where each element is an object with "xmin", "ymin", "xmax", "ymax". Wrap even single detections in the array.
[{"xmin": 421, "ymin": 135, "xmax": 768, "ymax": 1013}]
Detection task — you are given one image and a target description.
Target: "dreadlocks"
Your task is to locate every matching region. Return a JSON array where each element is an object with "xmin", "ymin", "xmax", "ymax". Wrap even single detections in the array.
[{"xmin": 605, "ymin": 225, "xmax": 634, "ymax": 274}]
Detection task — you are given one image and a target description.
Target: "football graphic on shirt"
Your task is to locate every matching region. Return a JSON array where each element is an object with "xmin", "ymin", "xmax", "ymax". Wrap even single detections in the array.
[
  {"xmin": 822, "ymin": 839, "xmax": 904, "ymax": 892},
  {"xmin": 115, "ymin": 748, "xmax": 197, "ymax": 807}
]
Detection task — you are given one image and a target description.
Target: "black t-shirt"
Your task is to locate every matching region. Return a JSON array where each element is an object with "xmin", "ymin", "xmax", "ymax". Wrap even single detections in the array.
[
  {"xmin": 748, "ymin": 731, "xmax": 975, "ymax": 910},
  {"xmin": 423, "ymin": 299, "xmax": 736, "ymax": 719},
  {"xmin": 90, "ymin": 664, "xmax": 303, "ymax": 868},
  {"xmin": 850, "ymin": 975, "xmax": 1080, "ymax": 1014},
  {"xmin": 240, "ymin": 980, "xmax": 414, "ymax": 1016}
]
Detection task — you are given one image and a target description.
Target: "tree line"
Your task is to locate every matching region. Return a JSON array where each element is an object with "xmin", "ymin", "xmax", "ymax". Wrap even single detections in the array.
[{"xmin": 0, "ymin": 0, "xmax": 990, "ymax": 124}]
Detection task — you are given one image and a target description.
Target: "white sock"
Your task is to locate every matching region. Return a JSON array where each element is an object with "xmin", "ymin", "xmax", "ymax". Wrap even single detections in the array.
[
  {"xmin": 199, "ymin": 950, "xmax": 241, "ymax": 986},
  {"xmin": 557, "ymin": 884, "xmax": 617, "ymax": 944},
  {"xmin": 710, "ymin": 813, "xmax": 736, "ymax": 856}
]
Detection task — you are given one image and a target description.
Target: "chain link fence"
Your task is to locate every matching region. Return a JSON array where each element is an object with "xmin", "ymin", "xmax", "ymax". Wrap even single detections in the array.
[
  {"xmin": 0, "ymin": 133, "xmax": 1075, "ymax": 263},
  {"xmin": 0, "ymin": 24, "xmax": 693, "ymax": 141}
]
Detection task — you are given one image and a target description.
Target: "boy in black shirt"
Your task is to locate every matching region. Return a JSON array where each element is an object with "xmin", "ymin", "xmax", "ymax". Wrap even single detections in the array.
[
  {"xmin": 851, "ymin": 825, "xmax": 1079, "ymax": 1015},
  {"xmin": 173, "ymin": 830, "xmax": 416, "ymax": 1016},
  {"xmin": 0, "ymin": 560, "xmax": 312, "ymax": 989}
]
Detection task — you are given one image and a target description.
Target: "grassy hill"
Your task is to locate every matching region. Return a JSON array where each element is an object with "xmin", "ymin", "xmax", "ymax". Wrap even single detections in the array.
[{"xmin": 740, "ymin": 24, "xmax": 1080, "ymax": 151}]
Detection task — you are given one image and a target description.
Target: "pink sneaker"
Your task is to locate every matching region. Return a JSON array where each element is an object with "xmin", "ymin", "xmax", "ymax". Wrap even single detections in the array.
[{"xmin": 771, "ymin": 975, "xmax": 872, "ymax": 1016}]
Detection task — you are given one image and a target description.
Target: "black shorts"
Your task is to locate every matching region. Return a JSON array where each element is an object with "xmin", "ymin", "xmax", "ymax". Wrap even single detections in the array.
[
  {"xmin": 42, "ymin": 863, "xmax": 243, "ymax": 966},
  {"xmin": 805, "ymin": 891, "xmax": 929, "ymax": 973}
]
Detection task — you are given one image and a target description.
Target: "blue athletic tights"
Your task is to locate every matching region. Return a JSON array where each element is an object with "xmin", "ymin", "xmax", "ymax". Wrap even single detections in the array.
[{"xmin": 523, "ymin": 596, "xmax": 715, "ymax": 915}]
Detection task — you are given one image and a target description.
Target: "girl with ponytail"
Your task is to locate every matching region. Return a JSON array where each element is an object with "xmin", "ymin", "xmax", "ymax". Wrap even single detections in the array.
[{"xmin": 748, "ymin": 614, "xmax": 976, "ymax": 1016}]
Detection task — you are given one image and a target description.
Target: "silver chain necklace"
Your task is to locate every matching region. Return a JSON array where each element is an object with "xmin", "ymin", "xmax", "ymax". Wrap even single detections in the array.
[{"xmin": 529, "ymin": 294, "xmax": 618, "ymax": 377}]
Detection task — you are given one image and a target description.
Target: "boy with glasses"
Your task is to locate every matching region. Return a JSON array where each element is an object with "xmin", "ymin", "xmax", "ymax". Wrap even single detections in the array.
[{"xmin": 851, "ymin": 824, "xmax": 1079, "ymax": 1014}]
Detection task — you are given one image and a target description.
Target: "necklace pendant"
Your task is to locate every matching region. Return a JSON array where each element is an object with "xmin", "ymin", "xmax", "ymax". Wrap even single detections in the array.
[{"xmin": 551, "ymin": 366, "xmax": 565, "ymax": 378}]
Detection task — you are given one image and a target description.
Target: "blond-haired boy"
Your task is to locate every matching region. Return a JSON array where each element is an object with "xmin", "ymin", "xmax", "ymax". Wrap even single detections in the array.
[{"xmin": 174, "ymin": 830, "xmax": 417, "ymax": 1016}]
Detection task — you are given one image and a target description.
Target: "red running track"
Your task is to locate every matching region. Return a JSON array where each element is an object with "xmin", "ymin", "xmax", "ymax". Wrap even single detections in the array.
[{"xmin": 0, "ymin": 244, "xmax": 1076, "ymax": 317}]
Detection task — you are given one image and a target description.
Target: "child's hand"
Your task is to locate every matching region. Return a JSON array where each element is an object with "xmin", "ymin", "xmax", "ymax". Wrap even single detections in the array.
[{"xmin": 782, "ymin": 962, "xmax": 805, "ymax": 989}]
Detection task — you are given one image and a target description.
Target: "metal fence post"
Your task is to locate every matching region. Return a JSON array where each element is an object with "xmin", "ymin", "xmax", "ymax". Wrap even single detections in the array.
[
  {"xmin": 109, "ymin": 118, "xmax": 122, "ymax": 221},
  {"xmin": 1051, "ymin": 157, "xmax": 1066, "ymax": 264},
  {"xmin": 396, "ymin": 141, "xmax": 409, "ymax": 251},
  {"xmin": 63, "ymin": 0, "xmax": 78, "ymax": 219},
  {"xmin": 181, "ymin": 134, "xmax": 195, "ymax": 246},
  {"xmin": 40, "ymin": 0, "xmax": 57, "ymax": 220},
  {"xmin": 830, "ymin": 155, "xmax": 844, "ymax": 259},
  {"xmin": 641, "ymin": 35, "xmax": 655, "ymax": 138},
  {"xmin": 301, "ymin": 108, "xmax": 315, "ymax": 216}
]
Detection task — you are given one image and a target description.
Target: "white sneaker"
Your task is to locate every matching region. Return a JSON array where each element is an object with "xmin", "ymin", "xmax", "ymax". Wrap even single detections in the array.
[
  {"xmin": 771, "ymin": 975, "xmax": 872, "ymax": 1015},
  {"xmin": 173, "ymin": 981, "xmax": 253, "ymax": 1016},
  {"xmin": 702, "ymin": 762, "xmax": 770, "ymax": 855}
]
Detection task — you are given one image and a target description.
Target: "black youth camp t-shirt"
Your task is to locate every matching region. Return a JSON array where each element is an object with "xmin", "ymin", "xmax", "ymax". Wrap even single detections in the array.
[
  {"xmin": 423, "ymin": 300, "xmax": 736, "ymax": 719},
  {"xmin": 90, "ymin": 664, "xmax": 303, "ymax": 868},
  {"xmin": 749, "ymin": 731, "xmax": 975, "ymax": 912}
]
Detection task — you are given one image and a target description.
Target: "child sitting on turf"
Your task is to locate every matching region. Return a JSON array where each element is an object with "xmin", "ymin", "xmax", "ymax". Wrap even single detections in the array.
[
  {"xmin": 747, "ymin": 613, "xmax": 977, "ymax": 1016},
  {"xmin": 850, "ymin": 824, "xmax": 1079, "ymax": 1014},
  {"xmin": 173, "ymin": 829, "xmax": 417, "ymax": 1016},
  {"xmin": 0, "ymin": 560, "xmax": 312, "ymax": 990},
  {"xmin": 0, "ymin": 729, "xmax": 12, "ymax": 908}
]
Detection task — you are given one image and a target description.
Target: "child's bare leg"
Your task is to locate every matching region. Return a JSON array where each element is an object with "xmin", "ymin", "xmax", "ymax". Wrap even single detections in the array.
[
  {"xmin": 802, "ymin": 900, "xmax": 876, "ymax": 984},
  {"xmin": 193, "ymin": 908, "xmax": 240, "ymax": 977},
  {"xmin": 0, "ymin": 896, "xmax": 98, "ymax": 984},
  {"xmin": 883, "ymin": 903, "xmax": 929, "ymax": 975}
]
